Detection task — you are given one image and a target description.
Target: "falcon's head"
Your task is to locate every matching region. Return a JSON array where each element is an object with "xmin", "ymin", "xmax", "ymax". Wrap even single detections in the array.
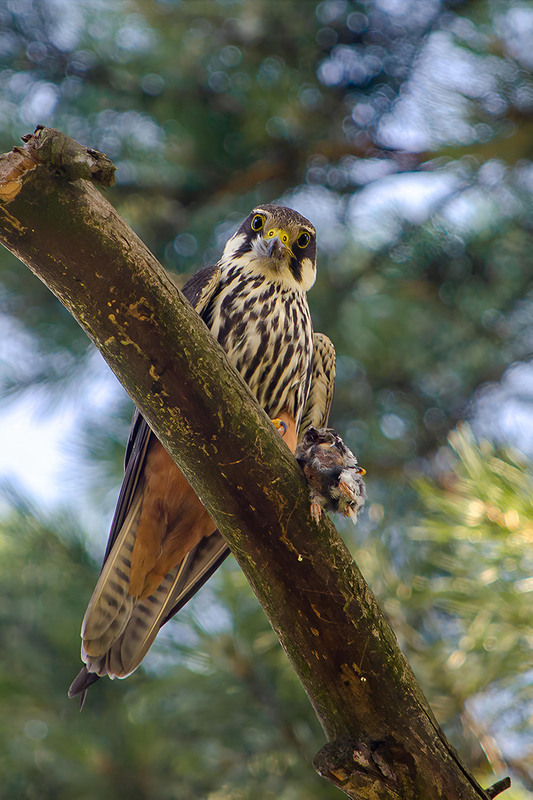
[{"xmin": 221, "ymin": 204, "xmax": 317, "ymax": 292}]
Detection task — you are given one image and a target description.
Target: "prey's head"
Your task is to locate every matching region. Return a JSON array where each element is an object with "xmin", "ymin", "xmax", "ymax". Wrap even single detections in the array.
[
  {"xmin": 297, "ymin": 427, "xmax": 366, "ymax": 474},
  {"xmin": 221, "ymin": 204, "xmax": 317, "ymax": 292}
]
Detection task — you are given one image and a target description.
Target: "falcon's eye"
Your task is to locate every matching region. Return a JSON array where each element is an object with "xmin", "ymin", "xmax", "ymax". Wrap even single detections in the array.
[
  {"xmin": 251, "ymin": 214, "xmax": 264, "ymax": 231},
  {"xmin": 297, "ymin": 231, "xmax": 311, "ymax": 248}
]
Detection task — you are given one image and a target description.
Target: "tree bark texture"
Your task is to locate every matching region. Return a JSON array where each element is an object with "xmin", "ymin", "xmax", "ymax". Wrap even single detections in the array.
[{"xmin": 0, "ymin": 128, "xmax": 508, "ymax": 800}]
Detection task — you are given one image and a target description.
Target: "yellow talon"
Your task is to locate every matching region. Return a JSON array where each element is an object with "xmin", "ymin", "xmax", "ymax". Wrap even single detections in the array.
[{"xmin": 271, "ymin": 418, "xmax": 287, "ymax": 436}]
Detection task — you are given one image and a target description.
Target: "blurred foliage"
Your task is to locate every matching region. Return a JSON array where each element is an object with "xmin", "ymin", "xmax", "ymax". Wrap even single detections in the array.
[
  {"xmin": 351, "ymin": 424, "xmax": 533, "ymax": 788},
  {"xmin": 0, "ymin": 501, "xmax": 339, "ymax": 799},
  {"xmin": 0, "ymin": 0, "xmax": 532, "ymax": 797}
]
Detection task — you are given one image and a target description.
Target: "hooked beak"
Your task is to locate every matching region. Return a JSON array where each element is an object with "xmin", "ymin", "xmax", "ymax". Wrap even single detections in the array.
[
  {"xmin": 265, "ymin": 227, "xmax": 290, "ymax": 261},
  {"xmin": 267, "ymin": 235, "xmax": 286, "ymax": 260}
]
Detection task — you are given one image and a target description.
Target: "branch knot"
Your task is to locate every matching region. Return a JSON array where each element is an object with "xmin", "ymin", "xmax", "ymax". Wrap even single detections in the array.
[{"xmin": 314, "ymin": 736, "xmax": 416, "ymax": 799}]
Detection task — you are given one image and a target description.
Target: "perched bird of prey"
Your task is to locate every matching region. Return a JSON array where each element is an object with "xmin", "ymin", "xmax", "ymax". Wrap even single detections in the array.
[
  {"xmin": 69, "ymin": 204, "xmax": 336, "ymax": 699},
  {"xmin": 296, "ymin": 427, "xmax": 366, "ymax": 523}
]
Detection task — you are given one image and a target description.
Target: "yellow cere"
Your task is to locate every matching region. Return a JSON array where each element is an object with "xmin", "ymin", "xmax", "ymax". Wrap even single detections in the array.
[{"xmin": 266, "ymin": 227, "xmax": 290, "ymax": 245}]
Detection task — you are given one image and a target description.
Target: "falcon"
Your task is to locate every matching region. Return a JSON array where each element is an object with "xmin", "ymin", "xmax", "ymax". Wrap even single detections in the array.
[{"xmin": 69, "ymin": 204, "xmax": 335, "ymax": 699}]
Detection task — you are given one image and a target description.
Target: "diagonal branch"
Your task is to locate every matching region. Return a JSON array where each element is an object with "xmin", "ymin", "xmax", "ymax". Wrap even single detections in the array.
[{"xmin": 0, "ymin": 127, "xmax": 507, "ymax": 800}]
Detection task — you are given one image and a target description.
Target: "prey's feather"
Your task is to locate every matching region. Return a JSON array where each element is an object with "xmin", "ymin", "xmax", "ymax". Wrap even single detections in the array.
[{"xmin": 296, "ymin": 427, "xmax": 366, "ymax": 523}]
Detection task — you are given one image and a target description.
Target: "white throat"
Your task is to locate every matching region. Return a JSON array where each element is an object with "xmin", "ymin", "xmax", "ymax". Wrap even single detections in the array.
[{"xmin": 221, "ymin": 233, "xmax": 316, "ymax": 293}]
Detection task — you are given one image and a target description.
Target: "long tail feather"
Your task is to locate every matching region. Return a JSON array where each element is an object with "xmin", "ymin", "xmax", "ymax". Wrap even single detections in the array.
[
  {"xmin": 107, "ymin": 561, "xmax": 186, "ymax": 677},
  {"xmin": 105, "ymin": 533, "xmax": 229, "ymax": 678},
  {"xmin": 81, "ymin": 494, "xmax": 142, "ymax": 654},
  {"xmin": 78, "ymin": 532, "xmax": 230, "ymax": 681}
]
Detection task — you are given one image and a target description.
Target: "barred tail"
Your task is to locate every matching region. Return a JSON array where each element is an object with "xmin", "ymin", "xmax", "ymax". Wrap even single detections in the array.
[
  {"xmin": 68, "ymin": 561, "xmax": 184, "ymax": 695},
  {"xmin": 74, "ymin": 499, "xmax": 230, "ymax": 684},
  {"xmin": 80, "ymin": 494, "xmax": 142, "ymax": 664}
]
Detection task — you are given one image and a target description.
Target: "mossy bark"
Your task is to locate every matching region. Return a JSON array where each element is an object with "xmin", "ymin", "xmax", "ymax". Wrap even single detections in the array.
[{"xmin": 0, "ymin": 128, "xmax": 507, "ymax": 800}]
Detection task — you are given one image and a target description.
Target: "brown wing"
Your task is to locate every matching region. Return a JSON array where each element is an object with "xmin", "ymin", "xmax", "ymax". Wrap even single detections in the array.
[
  {"xmin": 100, "ymin": 265, "xmax": 223, "ymax": 565},
  {"xmin": 299, "ymin": 333, "xmax": 336, "ymax": 436},
  {"xmin": 69, "ymin": 265, "xmax": 229, "ymax": 697}
]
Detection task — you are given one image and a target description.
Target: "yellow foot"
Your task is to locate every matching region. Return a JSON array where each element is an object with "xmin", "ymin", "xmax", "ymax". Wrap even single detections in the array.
[{"xmin": 271, "ymin": 418, "xmax": 287, "ymax": 437}]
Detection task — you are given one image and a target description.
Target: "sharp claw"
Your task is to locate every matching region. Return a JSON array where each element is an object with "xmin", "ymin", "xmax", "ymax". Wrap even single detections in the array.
[
  {"xmin": 271, "ymin": 418, "xmax": 287, "ymax": 436},
  {"xmin": 310, "ymin": 502, "xmax": 322, "ymax": 523},
  {"xmin": 345, "ymin": 505, "xmax": 359, "ymax": 524}
]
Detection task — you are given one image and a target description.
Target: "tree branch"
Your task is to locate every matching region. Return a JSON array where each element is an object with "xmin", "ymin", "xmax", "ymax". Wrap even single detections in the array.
[{"xmin": 0, "ymin": 127, "xmax": 508, "ymax": 799}]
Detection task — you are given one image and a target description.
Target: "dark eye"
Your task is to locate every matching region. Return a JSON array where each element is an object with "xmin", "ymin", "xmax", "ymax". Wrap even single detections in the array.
[
  {"xmin": 251, "ymin": 214, "xmax": 264, "ymax": 231},
  {"xmin": 297, "ymin": 231, "xmax": 310, "ymax": 248}
]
